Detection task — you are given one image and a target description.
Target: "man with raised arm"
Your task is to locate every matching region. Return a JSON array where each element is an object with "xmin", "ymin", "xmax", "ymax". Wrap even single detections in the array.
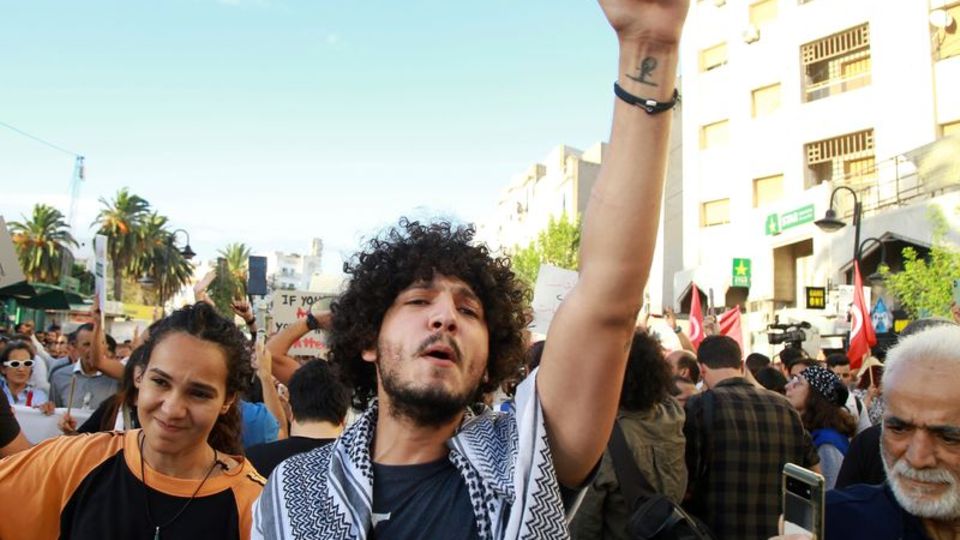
[{"xmin": 252, "ymin": 2, "xmax": 688, "ymax": 538}]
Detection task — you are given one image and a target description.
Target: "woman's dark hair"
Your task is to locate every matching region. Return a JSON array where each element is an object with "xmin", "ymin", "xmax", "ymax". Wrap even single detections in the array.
[
  {"xmin": 138, "ymin": 303, "xmax": 254, "ymax": 454},
  {"xmin": 801, "ymin": 388, "xmax": 857, "ymax": 437},
  {"xmin": 98, "ymin": 345, "xmax": 150, "ymax": 431},
  {"xmin": 756, "ymin": 366, "xmax": 787, "ymax": 394},
  {"xmin": 330, "ymin": 219, "xmax": 529, "ymax": 410},
  {"xmin": 621, "ymin": 332, "xmax": 674, "ymax": 411}
]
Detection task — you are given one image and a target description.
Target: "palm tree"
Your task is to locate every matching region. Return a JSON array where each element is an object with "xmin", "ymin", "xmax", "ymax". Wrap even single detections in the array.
[
  {"xmin": 93, "ymin": 188, "xmax": 150, "ymax": 301},
  {"xmin": 133, "ymin": 212, "xmax": 193, "ymax": 306},
  {"xmin": 218, "ymin": 242, "xmax": 251, "ymax": 294},
  {"xmin": 8, "ymin": 204, "xmax": 78, "ymax": 284}
]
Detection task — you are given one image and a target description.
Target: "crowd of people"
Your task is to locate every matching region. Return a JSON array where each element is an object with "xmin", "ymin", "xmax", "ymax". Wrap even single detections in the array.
[{"xmin": 2, "ymin": 2, "xmax": 960, "ymax": 539}]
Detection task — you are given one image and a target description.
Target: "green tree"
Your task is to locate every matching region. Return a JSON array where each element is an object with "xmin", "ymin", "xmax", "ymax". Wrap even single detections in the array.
[
  {"xmin": 509, "ymin": 212, "xmax": 581, "ymax": 287},
  {"xmin": 208, "ymin": 243, "xmax": 251, "ymax": 318},
  {"xmin": 93, "ymin": 188, "xmax": 151, "ymax": 301},
  {"xmin": 133, "ymin": 213, "xmax": 193, "ymax": 306},
  {"xmin": 8, "ymin": 204, "xmax": 78, "ymax": 283},
  {"xmin": 881, "ymin": 207, "xmax": 960, "ymax": 318},
  {"xmin": 219, "ymin": 242, "xmax": 251, "ymax": 292},
  {"xmin": 71, "ymin": 262, "xmax": 95, "ymax": 296}
]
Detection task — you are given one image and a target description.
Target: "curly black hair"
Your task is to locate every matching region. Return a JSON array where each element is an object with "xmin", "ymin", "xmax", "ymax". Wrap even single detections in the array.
[
  {"xmin": 138, "ymin": 302, "xmax": 254, "ymax": 455},
  {"xmin": 330, "ymin": 218, "xmax": 529, "ymax": 410},
  {"xmin": 620, "ymin": 331, "xmax": 674, "ymax": 411}
]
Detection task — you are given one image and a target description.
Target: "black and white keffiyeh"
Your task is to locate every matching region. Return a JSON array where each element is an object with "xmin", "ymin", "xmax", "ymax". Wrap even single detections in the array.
[{"xmin": 251, "ymin": 371, "xmax": 578, "ymax": 539}]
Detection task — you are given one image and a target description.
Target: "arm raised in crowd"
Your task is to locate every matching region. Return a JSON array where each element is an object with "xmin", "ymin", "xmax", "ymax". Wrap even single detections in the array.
[
  {"xmin": 256, "ymin": 345, "xmax": 288, "ymax": 440},
  {"xmin": 89, "ymin": 301, "xmax": 124, "ymax": 380},
  {"xmin": 265, "ymin": 310, "xmax": 331, "ymax": 385},
  {"xmin": 536, "ymin": 0, "xmax": 688, "ymax": 488}
]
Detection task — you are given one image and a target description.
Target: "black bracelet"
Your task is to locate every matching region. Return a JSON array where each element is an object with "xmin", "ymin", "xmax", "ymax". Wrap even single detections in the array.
[
  {"xmin": 305, "ymin": 312, "xmax": 320, "ymax": 331},
  {"xmin": 613, "ymin": 82, "xmax": 680, "ymax": 114}
]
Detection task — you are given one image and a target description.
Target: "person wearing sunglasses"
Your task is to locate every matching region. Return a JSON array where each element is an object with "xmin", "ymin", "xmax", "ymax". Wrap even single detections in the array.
[{"xmin": 1, "ymin": 341, "xmax": 53, "ymax": 414}]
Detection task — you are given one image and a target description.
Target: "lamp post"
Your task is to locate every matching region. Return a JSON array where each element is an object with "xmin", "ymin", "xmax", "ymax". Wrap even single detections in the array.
[
  {"xmin": 139, "ymin": 229, "xmax": 195, "ymax": 314},
  {"xmin": 857, "ymin": 237, "xmax": 889, "ymax": 284},
  {"xmin": 815, "ymin": 185, "xmax": 862, "ymax": 284}
]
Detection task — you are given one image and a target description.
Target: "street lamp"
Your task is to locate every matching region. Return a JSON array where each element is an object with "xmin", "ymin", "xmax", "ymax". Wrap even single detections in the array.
[
  {"xmin": 815, "ymin": 185, "xmax": 862, "ymax": 284},
  {"xmin": 171, "ymin": 229, "xmax": 195, "ymax": 260},
  {"xmin": 857, "ymin": 237, "xmax": 889, "ymax": 284}
]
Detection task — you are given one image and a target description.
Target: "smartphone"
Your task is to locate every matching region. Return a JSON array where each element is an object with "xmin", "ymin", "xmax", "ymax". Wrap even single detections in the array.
[{"xmin": 782, "ymin": 463, "xmax": 825, "ymax": 539}]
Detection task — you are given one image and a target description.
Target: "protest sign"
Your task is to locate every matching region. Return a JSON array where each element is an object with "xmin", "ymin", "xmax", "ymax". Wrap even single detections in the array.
[
  {"xmin": 94, "ymin": 234, "xmax": 108, "ymax": 325},
  {"xmin": 529, "ymin": 264, "xmax": 579, "ymax": 336},
  {"xmin": 13, "ymin": 406, "xmax": 92, "ymax": 444},
  {"xmin": 270, "ymin": 290, "xmax": 334, "ymax": 356},
  {"xmin": 0, "ymin": 216, "xmax": 26, "ymax": 288}
]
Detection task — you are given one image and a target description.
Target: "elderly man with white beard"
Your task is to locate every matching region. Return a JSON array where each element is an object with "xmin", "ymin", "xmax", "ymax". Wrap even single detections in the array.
[{"xmin": 773, "ymin": 324, "xmax": 960, "ymax": 540}]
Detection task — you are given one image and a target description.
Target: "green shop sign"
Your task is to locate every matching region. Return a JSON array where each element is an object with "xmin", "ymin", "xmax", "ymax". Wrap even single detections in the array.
[
  {"xmin": 765, "ymin": 204, "xmax": 815, "ymax": 236},
  {"xmin": 732, "ymin": 258, "xmax": 751, "ymax": 288}
]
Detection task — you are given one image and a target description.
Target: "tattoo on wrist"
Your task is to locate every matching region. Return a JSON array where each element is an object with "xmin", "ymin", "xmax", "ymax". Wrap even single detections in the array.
[{"xmin": 626, "ymin": 57, "xmax": 659, "ymax": 86}]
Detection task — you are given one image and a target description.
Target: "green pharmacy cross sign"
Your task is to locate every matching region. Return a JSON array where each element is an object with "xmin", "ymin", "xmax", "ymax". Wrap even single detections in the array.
[
  {"xmin": 765, "ymin": 204, "xmax": 815, "ymax": 236},
  {"xmin": 732, "ymin": 258, "xmax": 751, "ymax": 288}
]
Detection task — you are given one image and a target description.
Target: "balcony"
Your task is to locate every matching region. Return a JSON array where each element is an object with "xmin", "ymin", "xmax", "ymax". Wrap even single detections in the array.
[{"xmin": 827, "ymin": 136, "xmax": 960, "ymax": 221}]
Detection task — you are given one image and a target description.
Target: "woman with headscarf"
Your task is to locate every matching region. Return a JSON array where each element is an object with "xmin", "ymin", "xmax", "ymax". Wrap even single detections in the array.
[{"xmin": 786, "ymin": 364, "xmax": 857, "ymax": 489}]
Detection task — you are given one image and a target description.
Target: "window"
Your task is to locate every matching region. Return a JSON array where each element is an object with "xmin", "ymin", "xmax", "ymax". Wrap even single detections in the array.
[
  {"xmin": 700, "ymin": 120, "xmax": 730, "ymax": 149},
  {"xmin": 942, "ymin": 119, "xmax": 960, "ymax": 137},
  {"xmin": 804, "ymin": 129, "xmax": 875, "ymax": 188},
  {"xmin": 801, "ymin": 24, "xmax": 871, "ymax": 102},
  {"xmin": 701, "ymin": 198, "xmax": 731, "ymax": 227},
  {"xmin": 752, "ymin": 83, "xmax": 781, "ymax": 117},
  {"xmin": 753, "ymin": 174, "xmax": 784, "ymax": 207},
  {"xmin": 932, "ymin": 3, "xmax": 960, "ymax": 61},
  {"xmin": 750, "ymin": 0, "xmax": 778, "ymax": 27},
  {"xmin": 700, "ymin": 43, "xmax": 728, "ymax": 72}
]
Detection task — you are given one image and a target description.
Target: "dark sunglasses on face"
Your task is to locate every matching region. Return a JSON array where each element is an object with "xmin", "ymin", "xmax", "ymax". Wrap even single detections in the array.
[{"xmin": 3, "ymin": 360, "xmax": 34, "ymax": 368}]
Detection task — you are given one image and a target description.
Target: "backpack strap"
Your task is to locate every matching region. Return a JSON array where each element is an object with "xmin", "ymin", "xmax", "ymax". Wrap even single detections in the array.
[{"xmin": 607, "ymin": 419, "xmax": 658, "ymax": 511}]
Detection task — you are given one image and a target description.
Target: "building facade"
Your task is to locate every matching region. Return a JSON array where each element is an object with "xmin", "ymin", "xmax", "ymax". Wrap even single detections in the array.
[
  {"xmin": 676, "ymin": 0, "xmax": 960, "ymax": 352},
  {"xmin": 267, "ymin": 238, "xmax": 324, "ymax": 291}
]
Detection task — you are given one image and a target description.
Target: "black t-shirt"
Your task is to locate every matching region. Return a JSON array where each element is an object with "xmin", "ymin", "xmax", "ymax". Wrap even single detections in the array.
[
  {"xmin": 835, "ymin": 423, "xmax": 885, "ymax": 489},
  {"xmin": 246, "ymin": 436, "xmax": 334, "ymax": 478},
  {"xmin": 0, "ymin": 398, "xmax": 21, "ymax": 448},
  {"xmin": 372, "ymin": 458, "xmax": 480, "ymax": 540}
]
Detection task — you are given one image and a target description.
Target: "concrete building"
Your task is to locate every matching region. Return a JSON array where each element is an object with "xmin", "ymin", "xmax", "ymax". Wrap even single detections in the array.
[
  {"xmin": 493, "ymin": 144, "xmax": 604, "ymax": 253},
  {"xmin": 267, "ymin": 238, "xmax": 324, "ymax": 291},
  {"xmin": 674, "ymin": 0, "xmax": 960, "ymax": 353},
  {"xmin": 489, "ymin": 117, "xmax": 684, "ymax": 313}
]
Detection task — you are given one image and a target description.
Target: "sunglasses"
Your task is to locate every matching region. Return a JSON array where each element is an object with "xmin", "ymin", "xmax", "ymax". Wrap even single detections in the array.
[{"xmin": 2, "ymin": 360, "xmax": 34, "ymax": 368}]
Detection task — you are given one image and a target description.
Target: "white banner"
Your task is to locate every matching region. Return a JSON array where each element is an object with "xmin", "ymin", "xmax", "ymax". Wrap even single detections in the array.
[
  {"xmin": 0, "ymin": 216, "xmax": 26, "ymax": 288},
  {"xmin": 529, "ymin": 264, "xmax": 579, "ymax": 336},
  {"xmin": 270, "ymin": 290, "xmax": 334, "ymax": 356},
  {"xmin": 13, "ymin": 405, "xmax": 92, "ymax": 444}
]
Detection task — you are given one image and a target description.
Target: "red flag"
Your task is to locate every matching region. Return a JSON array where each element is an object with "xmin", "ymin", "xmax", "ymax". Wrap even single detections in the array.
[
  {"xmin": 847, "ymin": 261, "xmax": 877, "ymax": 370},
  {"xmin": 689, "ymin": 283, "xmax": 705, "ymax": 349},
  {"xmin": 718, "ymin": 306, "xmax": 744, "ymax": 354}
]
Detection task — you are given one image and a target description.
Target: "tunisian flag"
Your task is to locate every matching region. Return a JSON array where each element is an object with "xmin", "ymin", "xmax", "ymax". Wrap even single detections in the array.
[
  {"xmin": 718, "ymin": 306, "xmax": 745, "ymax": 356},
  {"xmin": 689, "ymin": 283, "xmax": 705, "ymax": 349},
  {"xmin": 847, "ymin": 262, "xmax": 877, "ymax": 370}
]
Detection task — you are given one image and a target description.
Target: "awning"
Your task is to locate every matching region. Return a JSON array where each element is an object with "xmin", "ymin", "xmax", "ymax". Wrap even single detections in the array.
[
  {"xmin": 0, "ymin": 281, "xmax": 87, "ymax": 310},
  {"xmin": 0, "ymin": 281, "xmax": 38, "ymax": 299}
]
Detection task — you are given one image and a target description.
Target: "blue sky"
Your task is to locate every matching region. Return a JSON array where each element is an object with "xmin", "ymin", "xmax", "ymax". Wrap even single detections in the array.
[{"xmin": 1, "ymin": 0, "xmax": 620, "ymax": 274}]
